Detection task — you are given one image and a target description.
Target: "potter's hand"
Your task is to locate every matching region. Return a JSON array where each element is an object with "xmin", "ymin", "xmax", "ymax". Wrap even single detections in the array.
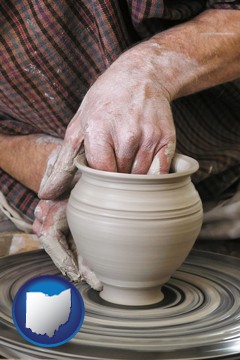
[
  {"xmin": 39, "ymin": 9, "xmax": 240, "ymax": 200},
  {"xmin": 33, "ymin": 198, "xmax": 102, "ymax": 290},
  {"xmin": 77, "ymin": 53, "xmax": 176, "ymax": 176},
  {"xmin": 38, "ymin": 47, "xmax": 176, "ymax": 200}
]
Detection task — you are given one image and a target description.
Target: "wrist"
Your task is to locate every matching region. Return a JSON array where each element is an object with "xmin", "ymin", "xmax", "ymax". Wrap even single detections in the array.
[
  {"xmin": 0, "ymin": 133, "xmax": 62, "ymax": 193},
  {"xmin": 117, "ymin": 41, "xmax": 194, "ymax": 101},
  {"xmin": 118, "ymin": 9, "xmax": 240, "ymax": 100}
]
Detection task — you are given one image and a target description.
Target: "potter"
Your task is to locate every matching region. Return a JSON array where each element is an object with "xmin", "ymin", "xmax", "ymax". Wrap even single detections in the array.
[{"xmin": 67, "ymin": 154, "xmax": 203, "ymax": 306}]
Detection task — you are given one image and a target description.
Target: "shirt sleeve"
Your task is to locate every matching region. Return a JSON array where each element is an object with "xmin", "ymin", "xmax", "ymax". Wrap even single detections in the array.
[
  {"xmin": 207, "ymin": 0, "xmax": 240, "ymax": 9},
  {"xmin": 0, "ymin": 113, "xmax": 40, "ymax": 220},
  {"xmin": 0, "ymin": 112, "xmax": 42, "ymax": 135},
  {"xmin": 0, "ymin": 169, "xmax": 39, "ymax": 221}
]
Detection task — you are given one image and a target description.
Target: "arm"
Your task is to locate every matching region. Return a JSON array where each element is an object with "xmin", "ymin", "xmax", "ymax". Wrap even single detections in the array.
[
  {"xmin": 16, "ymin": 8, "xmax": 239, "ymax": 288},
  {"xmin": 0, "ymin": 133, "xmax": 61, "ymax": 192},
  {"xmin": 38, "ymin": 9, "xmax": 240, "ymax": 199},
  {"xmin": 0, "ymin": 133, "xmax": 87, "ymax": 282},
  {"xmin": 137, "ymin": 9, "xmax": 240, "ymax": 99}
]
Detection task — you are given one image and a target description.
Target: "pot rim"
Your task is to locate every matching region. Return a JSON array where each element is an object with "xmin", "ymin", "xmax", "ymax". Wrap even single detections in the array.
[{"xmin": 74, "ymin": 153, "xmax": 199, "ymax": 180}]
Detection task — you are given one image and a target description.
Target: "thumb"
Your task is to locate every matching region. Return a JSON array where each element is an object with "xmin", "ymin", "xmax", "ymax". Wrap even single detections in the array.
[
  {"xmin": 38, "ymin": 114, "xmax": 84, "ymax": 199},
  {"xmin": 33, "ymin": 199, "xmax": 80, "ymax": 281}
]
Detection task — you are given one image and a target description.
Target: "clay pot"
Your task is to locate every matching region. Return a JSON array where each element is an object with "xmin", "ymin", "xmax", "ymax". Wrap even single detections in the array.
[{"xmin": 67, "ymin": 154, "xmax": 203, "ymax": 306}]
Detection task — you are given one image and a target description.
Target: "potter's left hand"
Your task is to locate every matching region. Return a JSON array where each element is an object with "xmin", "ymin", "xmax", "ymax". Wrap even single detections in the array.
[{"xmin": 33, "ymin": 198, "xmax": 102, "ymax": 290}]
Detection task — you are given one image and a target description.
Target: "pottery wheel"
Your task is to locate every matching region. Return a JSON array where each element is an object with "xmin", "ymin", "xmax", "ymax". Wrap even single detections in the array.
[{"xmin": 1, "ymin": 250, "xmax": 240, "ymax": 359}]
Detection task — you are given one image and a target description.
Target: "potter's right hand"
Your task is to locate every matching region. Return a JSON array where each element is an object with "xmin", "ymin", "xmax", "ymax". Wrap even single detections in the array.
[
  {"xmin": 38, "ymin": 44, "xmax": 176, "ymax": 200},
  {"xmin": 33, "ymin": 198, "xmax": 102, "ymax": 291}
]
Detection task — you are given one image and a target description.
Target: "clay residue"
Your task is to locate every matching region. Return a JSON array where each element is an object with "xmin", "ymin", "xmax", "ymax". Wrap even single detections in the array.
[{"xmin": 148, "ymin": 156, "xmax": 161, "ymax": 175}]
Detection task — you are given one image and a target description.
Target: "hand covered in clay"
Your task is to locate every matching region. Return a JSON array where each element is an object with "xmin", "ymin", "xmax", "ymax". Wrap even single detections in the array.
[
  {"xmin": 33, "ymin": 198, "xmax": 102, "ymax": 290},
  {"xmin": 38, "ymin": 44, "xmax": 176, "ymax": 200},
  {"xmin": 35, "ymin": 9, "xmax": 240, "ymax": 202}
]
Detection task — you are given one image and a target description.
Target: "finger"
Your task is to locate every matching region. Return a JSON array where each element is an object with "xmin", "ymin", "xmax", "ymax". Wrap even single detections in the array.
[
  {"xmin": 33, "ymin": 201, "xmax": 54, "ymax": 236},
  {"xmin": 148, "ymin": 141, "xmax": 176, "ymax": 175},
  {"xmin": 78, "ymin": 255, "xmax": 103, "ymax": 291},
  {"xmin": 131, "ymin": 147, "xmax": 156, "ymax": 174},
  {"xmin": 114, "ymin": 129, "xmax": 141, "ymax": 173},
  {"xmin": 32, "ymin": 218, "xmax": 42, "ymax": 237},
  {"xmin": 84, "ymin": 134, "xmax": 118, "ymax": 172},
  {"xmin": 34, "ymin": 200, "xmax": 54, "ymax": 223},
  {"xmin": 40, "ymin": 228, "xmax": 80, "ymax": 281},
  {"xmin": 84, "ymin": 119, "xmax": 142, "ymax": 173},
  {"xmin": 33, "ymin": 199, "xmax": 80, "ymax": 281},
  {"xmin": 37, "ymin": 204, "xmax": 80, "ymax": 281},
  {"xmin": 131, "ymin": 124, "xmax": 161, "ymax": 174},
  {"xmin": 38, "ymin": 114, "xmax": 84, "ymax": 199}
]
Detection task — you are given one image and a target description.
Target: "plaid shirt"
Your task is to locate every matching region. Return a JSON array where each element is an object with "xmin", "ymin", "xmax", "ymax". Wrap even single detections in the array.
[{"xmin": 1, "ymin": 0, "xmax": 240, "ymax": 220}]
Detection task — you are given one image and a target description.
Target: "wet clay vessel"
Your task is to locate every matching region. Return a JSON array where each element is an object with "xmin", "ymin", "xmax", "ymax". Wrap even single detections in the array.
[{"xmin": 67, "ymin": 154, "xmax": 203, "ymax": 306}]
